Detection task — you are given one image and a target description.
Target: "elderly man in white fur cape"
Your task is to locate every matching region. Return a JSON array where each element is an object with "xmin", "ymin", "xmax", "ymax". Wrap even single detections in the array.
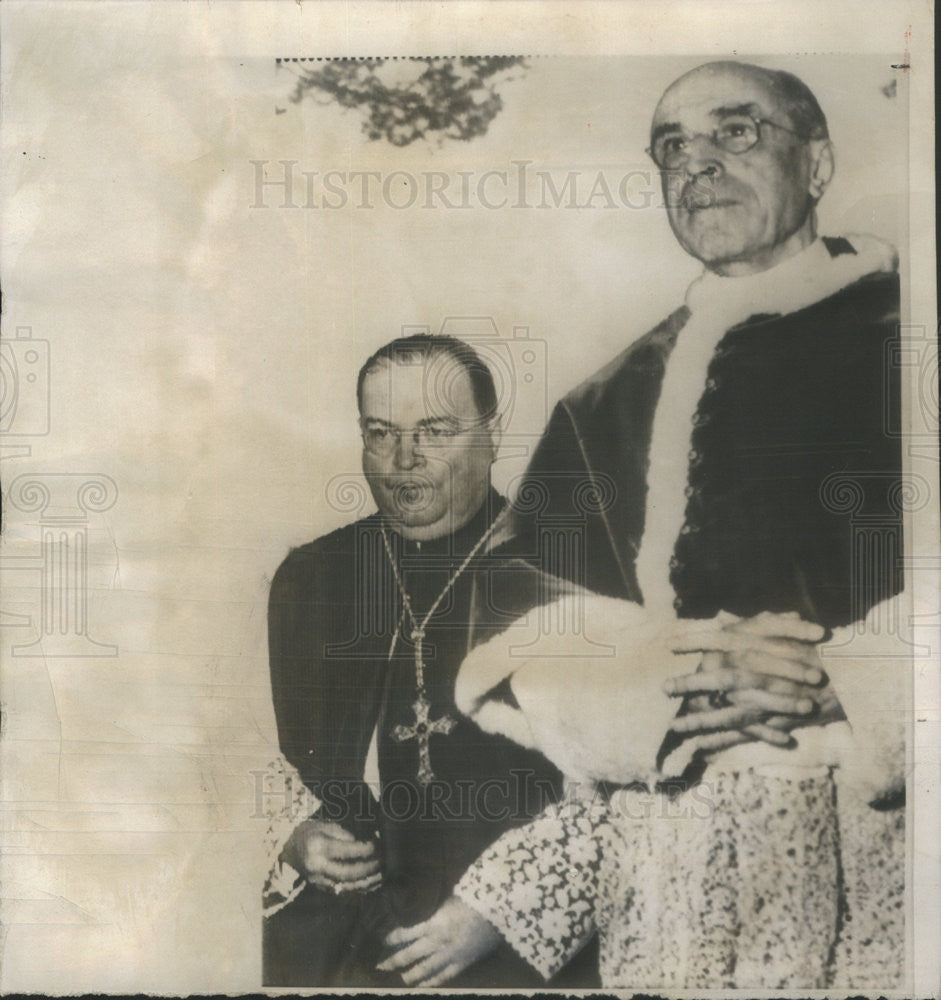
[{"xmin": 375, "ymin": 62, "xmax": 907, "ymax": 991}]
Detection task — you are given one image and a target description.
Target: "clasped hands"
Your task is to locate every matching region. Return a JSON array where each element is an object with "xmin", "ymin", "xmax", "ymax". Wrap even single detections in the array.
[
  {"xmin": 281, "ymin": 818, "xmax": 382, "ymax": 894},
  {"xmin": 661, "ymin": 609, "xmax": 841, "ymax": 756}
]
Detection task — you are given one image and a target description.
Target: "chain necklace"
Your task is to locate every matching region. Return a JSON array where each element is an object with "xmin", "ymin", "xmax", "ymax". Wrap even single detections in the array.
[{"xmin": 379, "ymin": 513, "xmax": 502, "ymax": 785}]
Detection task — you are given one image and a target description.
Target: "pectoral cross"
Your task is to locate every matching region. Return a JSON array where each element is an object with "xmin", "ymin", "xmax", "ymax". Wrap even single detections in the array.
[
  {"xmin": 391, "ymin": 693, "xmax": 457, "ymax": 786},
  {"xmin": 389, "ymin": 626, "xmax": 456, "ymax": 785},
  {"xmin": 379, "ymin": 514, "xmax": 500, "ymax": 789}
]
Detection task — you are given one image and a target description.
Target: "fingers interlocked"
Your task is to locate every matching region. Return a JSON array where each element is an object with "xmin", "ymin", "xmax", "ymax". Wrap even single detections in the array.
[{"xmin": 291, "ymin": 820, "xmax": 382, "ymax": 893}]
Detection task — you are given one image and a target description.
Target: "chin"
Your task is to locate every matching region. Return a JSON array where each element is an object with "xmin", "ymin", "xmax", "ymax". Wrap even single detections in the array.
[
  {"xmin": 673, "ymin": 211, "xmax": 749, "ymax": 260},
  {"xmin": 682, "ymin": 231, "xmax": 752, "ymax": 267},
  {"xmin": 398, "ymin": 510, "xmax": 445, "ymax": 528},
  {"xmin": 389, "ymin": 497, "xmax": 448, "ymax": 527}
]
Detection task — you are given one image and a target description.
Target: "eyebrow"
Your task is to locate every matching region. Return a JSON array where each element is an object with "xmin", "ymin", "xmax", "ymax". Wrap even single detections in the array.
[
  {"xmin": 711, "ymin": 102, "xmax": 763, "ymax": 119},
  {"xmin": 650, "ymin": 103, "xmax": 764, "ymax": 142},
  {"xmin": 360, "ymin": 416, "xmax": 457, "ymax": 428},
  {"xmin": 650, "ymin": 121, "xmax": 682, "ymax": 143}
]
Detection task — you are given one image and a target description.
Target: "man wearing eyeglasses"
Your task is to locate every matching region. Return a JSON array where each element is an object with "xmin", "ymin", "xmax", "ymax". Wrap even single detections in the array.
[
  {"xmin": 445, "ymin": 62, "xmax": 905, "ymax": 988},
  {"xmin": 651, "ymin": 66, "xmax": 835, "ymax": 274},
  {"xmin": 261, "ymin": 333, "xmax": 600, "ymax": 988},
  {"xmin": 506, "ymin": 58, "xmax": 900, "ymax": 608}
]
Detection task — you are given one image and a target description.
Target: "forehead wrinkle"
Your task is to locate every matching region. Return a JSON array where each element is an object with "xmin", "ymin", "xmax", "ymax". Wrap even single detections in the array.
[{"xmin": 712, "ymin": 102, "xmax": 764, "ymax": 119}]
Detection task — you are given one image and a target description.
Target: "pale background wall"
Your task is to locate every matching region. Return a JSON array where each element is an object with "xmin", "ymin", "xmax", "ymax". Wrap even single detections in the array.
[{"xmin": 0, "ymin": 2, "xmax": 930, "ymax": 992}]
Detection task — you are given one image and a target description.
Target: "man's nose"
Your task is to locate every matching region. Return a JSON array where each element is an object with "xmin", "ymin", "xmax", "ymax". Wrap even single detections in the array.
[
  {"xmin": 683, "ymin": 135, "xmax": 724, "ymax": 178},
  {"xmin": 394, "ymin": 430, "xmax": 425, "ymax": 468}
]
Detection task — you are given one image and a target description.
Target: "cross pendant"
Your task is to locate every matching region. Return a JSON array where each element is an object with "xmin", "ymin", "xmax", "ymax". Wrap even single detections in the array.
[{"xmin": 391, "ymin": 693, "xmax": 457, "ymax": 786}]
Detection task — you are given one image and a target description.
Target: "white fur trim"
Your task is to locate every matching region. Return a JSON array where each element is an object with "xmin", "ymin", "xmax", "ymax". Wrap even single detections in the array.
[
  {"xmin": 819, "ymin": 595, "xmax": 908, "ymax": 799},
  {"xmin": 457, "ymin": 595, "xmax": 687, "ymax": 784},
  {"xmin": 637, "ymin": 235, "xmax": 898, "ymax": 613}
]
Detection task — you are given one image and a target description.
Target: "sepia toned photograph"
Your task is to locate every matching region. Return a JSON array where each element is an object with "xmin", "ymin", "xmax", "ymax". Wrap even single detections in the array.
[{"xmin": 1, "ymin": 2, "xmax": 937, "ymax": 995}]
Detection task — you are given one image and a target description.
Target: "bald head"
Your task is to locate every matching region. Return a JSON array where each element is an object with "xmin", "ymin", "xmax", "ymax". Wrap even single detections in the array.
[
  {"xmin": 651, "ymin": 61, "xmax": 834, "ymax": 276},
  {"xmin": 653, "ymin": 62, "xmax": 828, "ymax": 143}
]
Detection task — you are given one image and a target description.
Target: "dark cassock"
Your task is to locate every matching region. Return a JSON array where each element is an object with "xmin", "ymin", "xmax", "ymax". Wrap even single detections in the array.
[
  {"xmin": 262, "ymin": 488, "xmax": 598, "ymax": 988},
  {"xmin": 509, "ymin": 236, "xmax": 903, "ymax": 633}
]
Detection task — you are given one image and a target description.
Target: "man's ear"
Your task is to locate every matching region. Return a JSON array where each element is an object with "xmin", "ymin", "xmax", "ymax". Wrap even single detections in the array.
[{"xmin": 808, "ymin": 139, "xmax": 835, "ymax": 201}]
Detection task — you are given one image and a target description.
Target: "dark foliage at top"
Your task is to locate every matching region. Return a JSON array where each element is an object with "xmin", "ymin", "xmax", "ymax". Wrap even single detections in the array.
[{"xmin": 288, "ymin": 56, "xmax": 527, "ymax": 146}]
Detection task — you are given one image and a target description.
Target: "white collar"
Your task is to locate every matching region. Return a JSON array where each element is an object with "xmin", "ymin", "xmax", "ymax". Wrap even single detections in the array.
[{"xmin": 685, "ymin": 234, "xmax": 898, "ymax": 331}]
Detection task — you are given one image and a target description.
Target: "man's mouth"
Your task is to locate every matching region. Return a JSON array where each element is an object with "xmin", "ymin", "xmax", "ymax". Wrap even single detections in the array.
[
  {"xmin": 391, "ymin": 480, "xmax": 433, "ymax": 511},
  {"xmin": 684, "ymin": 197, "xmax": 739, "ymax": 214}
]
